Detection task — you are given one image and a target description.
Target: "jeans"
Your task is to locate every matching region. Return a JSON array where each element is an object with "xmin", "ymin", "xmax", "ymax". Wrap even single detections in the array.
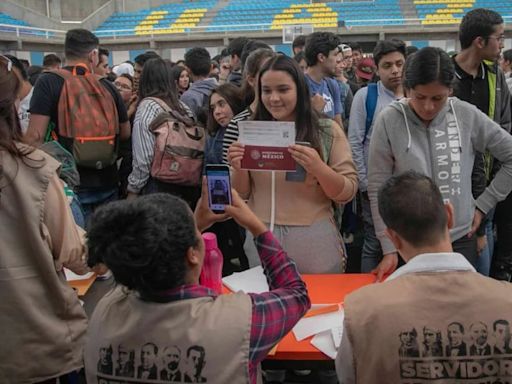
[
  {"xmin": 492, "ymin": 192, "xmax": 512, "ymax": 279},
  {"xmin": 452, "ymin": 234, "xmax": 478, "ymax": 268},
  {"xmin": 360, "ymin": 192, "xmax": 383, "ymax": 273},
  {"xmin": 70, "ymin": 196, "xmax": 85, "ymax": 229},
  {"xmin": 476, "ymin": 208, "xmax": 495, "ymax": 276},
  {"xmin": 143, "ymin": 178, "xmax": 200, "ymax": 210},
  {"xmin": 77, "ymin": 187, "xmax": 118, "ymax": 227}
]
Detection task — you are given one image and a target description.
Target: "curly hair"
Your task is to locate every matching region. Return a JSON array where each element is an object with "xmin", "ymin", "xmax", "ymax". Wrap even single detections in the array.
[{"xmin": 87, "ymin": 194, "xmax": 200, "ymax": 296}]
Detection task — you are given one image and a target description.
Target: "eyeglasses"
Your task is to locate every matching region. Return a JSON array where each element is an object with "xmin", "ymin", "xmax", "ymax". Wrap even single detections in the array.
[
  {"xmin": 0, "ymin": 55, "xmax": 12, "ymax": 72},
  {"xmin": 487, "ymin": 34, "xmax": 505, "ymax": 43},
  {"xmin": 115, "ymin": 82, "xmax": 132, "ymax": 91}
]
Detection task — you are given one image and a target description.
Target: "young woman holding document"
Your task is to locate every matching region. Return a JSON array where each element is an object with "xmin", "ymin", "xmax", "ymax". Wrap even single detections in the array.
[{"xmin": 228, "ymin": 55, "xmax": 358, "ymax": 273}]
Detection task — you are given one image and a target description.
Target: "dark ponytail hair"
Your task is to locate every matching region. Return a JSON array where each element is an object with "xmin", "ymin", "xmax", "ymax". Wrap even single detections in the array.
[
  {"xmin": 403, "ymin": 47, "xmax": 454, "ymax": 90},
  {"xmin": 138, "ymin": 58, "xmax": 186, "ymax": 114},
  {"xmin": 87, "ymin": 193, "xmax": 199, "ymax": 297}
]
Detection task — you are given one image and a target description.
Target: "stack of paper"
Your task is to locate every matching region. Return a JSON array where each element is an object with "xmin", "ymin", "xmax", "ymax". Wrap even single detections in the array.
[
  {"xmin": 222, "ymin": 266, "xmax": 269, "ymax": 294},
  {"xmin": 64, "ymin": 268, "xmax": 95, "ymax": 281},
  {"xmin": 222, "ymin": 267, "xmax": 345, "ymax": 359},
  {"xmin": 292, "ymin": 305, "xmax": 345, "ymax": 359}
]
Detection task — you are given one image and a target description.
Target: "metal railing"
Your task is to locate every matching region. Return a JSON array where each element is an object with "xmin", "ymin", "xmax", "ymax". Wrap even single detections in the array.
[
  {"xmin": 0, "ymin": 15, "xmax": 510, "ymax": 40},
  {"xmin": 0, "ymin": 23, "xmax": 66, "ymax": 39}
]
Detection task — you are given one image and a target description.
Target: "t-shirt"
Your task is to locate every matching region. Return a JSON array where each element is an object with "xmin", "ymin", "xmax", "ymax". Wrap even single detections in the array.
[
  {"xmin": 30, "ymin": 66, "xmax": 129, "ymax": 189},
  {"xmin": 305, "ymin": 75, "xmax": 342, "ymax": 119},
  {"xmin": 452, "ymin": 59, "xmax": 490, "ymax": 116}
]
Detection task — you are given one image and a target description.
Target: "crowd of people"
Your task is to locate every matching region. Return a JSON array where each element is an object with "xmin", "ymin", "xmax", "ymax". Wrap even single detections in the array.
[{"xmin": 1, "ymin": 6, "xmax": 512, "ymax": 384}]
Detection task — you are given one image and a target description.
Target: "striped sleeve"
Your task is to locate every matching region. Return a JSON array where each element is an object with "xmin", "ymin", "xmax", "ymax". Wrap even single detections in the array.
[
  {"xmin": 221, "ymin": 108, "xmax": 251, "ymax": 164},
  {"xmin": 127, "ymin": 99, "xmax": 164, "ymax": 194}
]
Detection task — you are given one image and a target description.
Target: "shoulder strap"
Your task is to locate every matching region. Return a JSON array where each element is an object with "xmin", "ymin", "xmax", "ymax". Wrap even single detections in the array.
[
  {"xmin": 486, "ymin": 66, "xmax": 497, "ymax": 120},
  {"xmin": 363, "ymin": 83, "xmax": 378, "ymax": 145},
  {"xmin": 145, "ymin": 97, "xmax": 172, "ymax": 113},
  {"xmin": 146, "ymin": 97, "xmax": 197, "ymax": 129},
  {"xmin": 318, "ymin": 118, "xmax": 333, "ymax": 163},
  {"xmin": 49, "ymin": 68, "xmax": 72, "ymax": 80}
]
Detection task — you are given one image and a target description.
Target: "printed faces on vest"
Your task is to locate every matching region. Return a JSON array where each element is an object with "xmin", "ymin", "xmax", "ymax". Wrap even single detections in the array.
[
  {"xmin": 398, "ymin": 319, "xmax": 512, "ymax": 383},
  {"xmin": 95, "ymin": 342, "xmax": 209, "ymax": 383}
]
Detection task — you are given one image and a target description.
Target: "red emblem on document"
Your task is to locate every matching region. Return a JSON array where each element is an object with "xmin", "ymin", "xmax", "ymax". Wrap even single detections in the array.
[{"xmin": 241, "ymin": 145, "xmax": 295, "ymax": 171}]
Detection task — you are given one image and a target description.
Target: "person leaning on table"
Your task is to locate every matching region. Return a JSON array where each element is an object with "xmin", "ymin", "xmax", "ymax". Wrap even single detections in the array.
[
  {"xmin": 335, "ymin": 171, "xmax": 512, "ymax": 384},
  {"xmin": 84, "ymin": 179, "xmax": 311, "ymax": 384}
]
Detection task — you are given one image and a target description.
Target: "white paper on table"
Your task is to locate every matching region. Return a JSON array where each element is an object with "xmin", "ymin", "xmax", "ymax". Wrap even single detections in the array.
[
  {"xmin": 331, "ymin": 309, "xmax": 345, "ymax": 348},
  {"xmin": 222, "ymin": 266, "xmax": 269, "ymax": 294},
  {"xmin": 331, "ymin": 325, "xmax": 344, "ymax": 349},
  {"xmin": 238, "ymin": 121, "xmax": 295, "ymax": 147},
  {"xmin": 311, "ymin": 330, "xmax": 338, "ymax": 359},
  {"xmin": 64, "ymin": 268, "xmax": 94, "ymax": 281},
  {"xmin": 292, "ymin": 306, "xmax": 344, "ymax": 341}
]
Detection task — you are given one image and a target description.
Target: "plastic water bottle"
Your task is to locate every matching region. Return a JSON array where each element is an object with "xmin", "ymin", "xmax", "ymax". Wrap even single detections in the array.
[{"xmin": 199, "ymin": 232, "xmax": 223, "ymax": 294}]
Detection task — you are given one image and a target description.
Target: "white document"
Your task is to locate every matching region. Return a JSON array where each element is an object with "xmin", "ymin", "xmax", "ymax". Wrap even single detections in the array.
[
  {"xmin": 292, "ymin": 307, "xmax": 344, "ymax": 341},
  {"xmin": 331, "ymin": 325, "xmax": 344, "ymax": 349},
  {"xmin": 64, "ymin": 268, "xmax": 94, "ymax": 281},
  {"xmin": 311, "ymin": 330, "xmax": 338, "ymax": 359},
  {"xmin": 238, "ymin": 121, "xmax": 295, "ymax": 147},
  {"xmin": 331, "ymin": 309, "xmax": 345, "ymax": 348},
  {"xmin": 222, "ymin": 266, "xmax": 269, "ymax": 294}
]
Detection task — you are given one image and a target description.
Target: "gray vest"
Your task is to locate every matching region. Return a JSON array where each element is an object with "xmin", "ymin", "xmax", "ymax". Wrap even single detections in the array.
[
  {"xmin": 345, "ymin": 271, "xmax": 512, "ymax": 383},
  {"xmin": 85, "ymin": 286, "xmax": 256, "ymax": 383},
  {"xmin": 0, "ymin": 146, "xmax": 87, "ymax": 382}
]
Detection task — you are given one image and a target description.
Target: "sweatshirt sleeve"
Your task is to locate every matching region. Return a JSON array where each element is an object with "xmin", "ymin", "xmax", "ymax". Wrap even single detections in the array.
[
  {"xmin": 367, "ymin": 112, "xmax": 397, "ymax": 255},
  {"xmin": 470, "ymin": 106, "xmax": 512, "ymax": 214},
  {"xmin": 348, "ymin": 87, "xmax": 369, "ymax": 192},
  {"xmin": 329, "ymin": 121, "xmax": 358, "ymax": 204}
]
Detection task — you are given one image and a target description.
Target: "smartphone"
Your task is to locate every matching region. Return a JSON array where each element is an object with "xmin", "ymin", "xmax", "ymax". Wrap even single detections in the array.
[
  {"xmin": 286, "ymin": 141, "xmax": 311, "ymax": 182},
  {"xmin": 205, "ymin": 164, "xmax": 232, "ymax": 213}
]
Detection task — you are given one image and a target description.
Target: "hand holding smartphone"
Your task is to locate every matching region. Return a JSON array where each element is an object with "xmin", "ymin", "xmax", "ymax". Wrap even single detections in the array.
[{"xmin": 205, "ymin": 164, "xmax": 232, "ymax": 213}]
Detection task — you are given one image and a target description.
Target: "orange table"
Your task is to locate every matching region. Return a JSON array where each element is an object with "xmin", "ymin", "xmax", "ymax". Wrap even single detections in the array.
[
  {"xmin": 225, "ymin": 273, "xmax": 376, "ymax": 369},
  {"xmin": 68, "ymin": 273, "xmax": 97, "ymax": 296},
  {"xmin": 267, "ymin": 273, "xmax": 375, "ymax": 363}
]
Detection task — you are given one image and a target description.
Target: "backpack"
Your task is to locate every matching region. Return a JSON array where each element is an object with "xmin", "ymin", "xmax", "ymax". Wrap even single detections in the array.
[
  {"xmin": 147, "ymin": 97, "xmax": 205, "ymax": 186},
  {"xmin": 363, "ymin": 83, "xmax": 378, "ymax": 145},
  {"xmin": 52, "ymin": 64, "xmax": 119, "ymax": 170}
]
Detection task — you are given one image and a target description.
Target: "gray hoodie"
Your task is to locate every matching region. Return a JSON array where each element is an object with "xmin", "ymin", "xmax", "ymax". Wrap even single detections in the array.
[
  {"xmin": 180, "ymin": 77, "xmax": 218, "ymax": 121},
  {"xmin": 368, "ymin": 97, "xmax": 512, "ymax": 255}
]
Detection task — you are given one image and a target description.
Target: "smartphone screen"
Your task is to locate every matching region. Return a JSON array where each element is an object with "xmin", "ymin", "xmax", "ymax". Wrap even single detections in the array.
[{"xmin": 206, "ymin": 164, "xmax": 232, "ymax": 213}]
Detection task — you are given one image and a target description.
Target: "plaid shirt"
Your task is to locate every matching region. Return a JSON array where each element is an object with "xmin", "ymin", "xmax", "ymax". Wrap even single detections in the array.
[{"xmin": 161, "ymin": 231, "xmax": 310, "ymax": 383}]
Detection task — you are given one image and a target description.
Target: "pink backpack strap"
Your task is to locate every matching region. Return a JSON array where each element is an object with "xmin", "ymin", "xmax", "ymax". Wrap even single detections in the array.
[{"xmin": 144, "ymin": 97, "xmax": 172, "ymax": 113}]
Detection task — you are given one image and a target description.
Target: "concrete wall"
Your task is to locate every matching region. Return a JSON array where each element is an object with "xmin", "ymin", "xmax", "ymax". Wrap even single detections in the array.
[
  {"xmin": 1, "ymin": 0, "xmax": 115, "ymax": 31},
  {"xmin": 0, "ymin": 0, "xmax": 62, "ymax": 30},
  {"xmin": 61, "ymin": 0, "xmax": 110, "ymax": 21},
  {"xmin": 117, "ymin": 0, "xmax": 181, "ymax": 13},
  {"xmin": 11, "ymin": 0, "xmax": 46, "ymax": 15}
]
